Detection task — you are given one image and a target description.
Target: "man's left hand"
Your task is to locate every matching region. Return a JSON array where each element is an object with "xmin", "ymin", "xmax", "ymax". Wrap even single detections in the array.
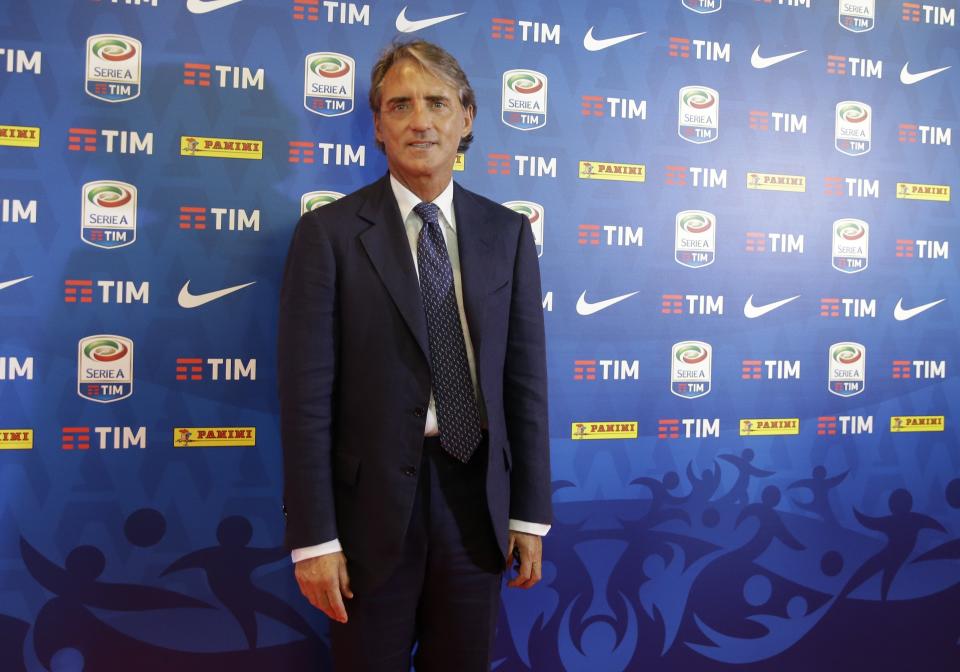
[{"xmin": 505, "ymin": 531, "xmax": 542, "ymax": 589}]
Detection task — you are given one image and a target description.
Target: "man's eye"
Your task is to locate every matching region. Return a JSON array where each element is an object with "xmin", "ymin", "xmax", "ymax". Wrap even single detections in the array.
[
  {"xmin": 394, "ymin": 103, "xmax": 409, "ymax": 111},
  {"xmin": 432, "ymin": 101, "xmax": 446, "ymax": 109}
]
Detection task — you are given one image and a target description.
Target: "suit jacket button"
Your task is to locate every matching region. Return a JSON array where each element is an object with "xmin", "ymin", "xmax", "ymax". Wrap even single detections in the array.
[
  {"xmin": 403, "ymin": 466, "xmax": 417, "ymax": 477},
  {"xmin": 413, "ymin": 407, "xmax": 425, "ymax": 417}
]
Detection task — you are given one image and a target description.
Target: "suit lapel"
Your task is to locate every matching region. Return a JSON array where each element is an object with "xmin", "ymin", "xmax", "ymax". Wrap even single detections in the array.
[
  {"xmin": 357, "ymin": 176, "xmax": 430, "ymax": 362},
  {"xmin": 453, "ymin": 183, "xmax": 499, "ymax": 357}
]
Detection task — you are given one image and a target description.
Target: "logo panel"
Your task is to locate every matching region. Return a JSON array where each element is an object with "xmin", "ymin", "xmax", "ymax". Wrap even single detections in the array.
[
  {"xmin": 78, "ymin": 335, "xmax": 133, "ymax": 403},
  {"xmin": 502, "ymin": 201, "xmax": 544, "ymax": 257},
  {"xmin": 896, "ymin": 182, "xmax": 951, "ymax": 202},
  {"xmin": 832, "ymin": 218, "xmax": 869, "ymax": 273},
  {"xmin": 835, "ymin": 101, "xmax": 872, "ymax": 156},
  {"xmin": 180, "ymin": 136, "xmax": 262, "ymax": 159},
  {"xmin": 304, "ymin": 52, "xmax": 355, "ymax": 117},
  {"xmin": 739, "ymin": 418, "xmax": 799, "ymax": 436},
  {"xmin": 85, "ymin": 34, "xmax": 141, "ymax": 102},
  {"xmin": 0, "ymin": 429, "xmax": 33, "ymax": 450},
  {"xmin": 839, "ymin": 0, "xmax": 875, "ymax": 32},
  {"xmin": 671, "ymin": 341, "xmax": 712, "ymax": 399},
  {"xmin": 571, "ymin": 422, "xmax": 638, "ymax": 440},
  {"xmin": 174, "ymin": 426, "xmax": 256, "ymax": 447},
  {"xmin": 301, "ymin": 190, "xmax": 345, "ymax": 215},
  {"xmin": 675, "ymin": 210, "xmax": 715, "ymax": 268},
  {"xmin": 828, "ymin": 342, "xmax": 865, "ymax": 397},
  {"xmin": 501, "ymin": 70, "xmax": 548, "ymax": 130},
  {"xmin": 81, "ymin": 180, "xmax": 137, "ymax": 249},
  {"xmin": 577, "ymin": 161, "xmax": 645, "ymax": 182},
  {"xmin": 890, "ymin": 416, "xmax": 944, "ymax": 432},
  {"xmin": 678, "ymin": 86, "xmax": 719, "ymax": 144},
  {"xmin": 682, "ymin": 0, "xmax": 722, "ymax": 14}
]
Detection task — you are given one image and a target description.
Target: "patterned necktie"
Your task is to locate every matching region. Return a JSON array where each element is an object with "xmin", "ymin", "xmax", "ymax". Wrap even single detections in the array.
[{"xmin": 413, "ymin": 201, "xmax": 483, "ymax": 463}]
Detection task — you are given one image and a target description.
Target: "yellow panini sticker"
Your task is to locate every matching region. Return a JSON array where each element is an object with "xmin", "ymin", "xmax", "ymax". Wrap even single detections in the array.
[
  {"xmin": 453, "ymin": 153, "xmax": 465, "ymax": 171},
  {"xmin": 180, "ymin": 136, "xmax": 262, "ymax": 160},
  {"xmin": 571, "ymin": 421, "xmax": 639, "ymax": 440},
  {"xmin": 0, "ymin": 429, "xmax": 33, "ymax": 449},
  {"xmin": 0, "ymin": 125, "xmax": 40, "ymax": 148},
  {"xmin": 896, "ymin": 183, "xmax": 950, "ymax": 202},
  {"xmin": 746, "ymin": 172, "xmax": 806, "ymax": 192},
  {"xmin": 578, "ymin": 161, "xmax": 646, "ymax": 182},
  {"xmin": 739, "ymin": 418, "xmax": 800, "ymax": 436},
  {"xmin": 890, "ymin": 416, "xmax": 944, "ymax": 432},
  {"xmin": 174, "ymin": 427, "xmax": 256, "ymax": 447}
]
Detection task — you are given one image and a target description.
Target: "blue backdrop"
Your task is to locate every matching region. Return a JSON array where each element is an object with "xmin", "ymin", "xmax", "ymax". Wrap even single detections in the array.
[{"xmin": 1, "ymin": 0, "xmax": 958, "ymax": 669}]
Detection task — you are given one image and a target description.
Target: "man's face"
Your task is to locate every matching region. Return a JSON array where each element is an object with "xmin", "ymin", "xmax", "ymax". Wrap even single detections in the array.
[{"xmin": 374, "ymin": 59, "xmax": 473, "ymax": 191}]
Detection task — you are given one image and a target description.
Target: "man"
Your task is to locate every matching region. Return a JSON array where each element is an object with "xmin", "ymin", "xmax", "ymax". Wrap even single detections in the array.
[{"xmin": 278, "ymin": 39, "xmax": 551, "ymax": 671}]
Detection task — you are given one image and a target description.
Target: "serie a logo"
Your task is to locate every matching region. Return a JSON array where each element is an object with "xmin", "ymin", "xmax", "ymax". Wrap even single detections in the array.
[
  {"xmin": 304, "ymin": 52, "xmax": 354, "ymax": 117},
  {"xmin": 832, "ymin": 218, "xmax": 869, "ymax": 273},
  {"xmin": 835, "ymin": 101, "xmax": 872, "ymax": 156},
  {"xmin": 675, "ymin": 210, "xmax": 715, "ymax": 268},
  {"xmin": 301, "ymin": 190, "xmax": 345, "ymax": 215},
  {"xmin": 828, "ymin": 342, "xmax": 865, "ymax": 397},
  {"xmin": 81, "ymin": 181, "xmax": 137, "ymax": 249},
  {"xmin": 671, "ymin": 341, "xmax": 712, "ymax": 399},
  {"xmin": 839, "ymin": 0, "xmax": 875, "ymax": 33},
  {"xmin": 85, "ymin": 34, "xmax": 141, "ymax": 102},
  {"xmin": 501, "ymin": 70, "xmax": 548, "ymax": 131},
  {"xmin": 502, "ymin": 201, "xmax": 544, "ymax": 257},
  {"xmin": 77, "ymin": 335, "xmax": 134, "ymax": 403},
  {"xmin": 678, "ymin": 86, "xmax": 719, "ymax": 144}
]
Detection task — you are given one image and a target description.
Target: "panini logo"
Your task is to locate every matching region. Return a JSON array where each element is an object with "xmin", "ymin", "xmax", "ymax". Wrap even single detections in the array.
[
  {"xmin": 835, "ymin": 101, "xmax": 871, "ymax": 156},
  {"xmin": 840, "ymin": 0, "xmax": 875, "ymax": 32},
  {"xmin": 181, "ymin": 136, "xmax": 262, "ymax": 160},
  {"xmin": 832, "ymin": 218, "xmax": 869, "ymax": 273},
  {"xmin": 896, "ymin": 182, "xmax": 950, "ymax": 202},
  {"xmin": 85, "ymin": 34, "xmax": 141, "ymax": 102},
  {"xmin": 678, "ymin": 86, "xmax": 719, "ymax": 143},
  {"xmin": 503, "ymin": 201, "xmax": 544, "ymax": 257},
  {"xmin": 890, "ymin": 415, "xmax": 944, "ymax": 432},
  {"xmin": 578, "ymin": 161, "xmax": 645, "ymax": 182},
  {"xmin": 304, "ymin": 52, "xmax": 354, "ymax": 117},
  {"xmin": 675, "ymin": 210, "xmax": 715, "ymax": 268},
  {"xmin": 671, "ymin": 341, "xmax": 711, "ymax": 399},
  {"xmin": 78, "ymin": 335, "xmax": 133, "ymax": 403},
  {"xmin": 746, "ymin": 172, "xmax": 806, "ymax": 192},
  {"xmin": 739, "ymin": 418, "xmax": 799, "ymax": 436},
  {"xmin": 174, "ymin": 426, "xmax": 256, "ymax": 447},
  {"xmin": 571, "ymin": 422, "xmax": 638, "ymax": 440},
  {"xmin": 301, "ymin": 190, "xmax": 345, "ymax": 214},
  {"xmin": 453, "ymin": 153, "xmax": 465, "ymax": 171},
  {"xmin": 502, "ymin": 69, "xmax": 548, "ymax": 131},
  {"xmin": 81, "ymin": 181, "xmax": 137, "ymax": 249},
  {"xmin": 828, "ymin": 342, "xmax": 865, "ymax": 398},
  {"xmin": 0, "ymin": 124, "xmax": 40, "ymax": 148},
  {"xmin": 0, "ymin": 429, "xmax": 32, "ymax": 450}
]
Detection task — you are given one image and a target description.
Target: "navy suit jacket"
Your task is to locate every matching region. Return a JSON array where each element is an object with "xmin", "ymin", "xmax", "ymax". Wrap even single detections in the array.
[{"xmin": 278, "ymin": 174, "xmax": 551, "ymax": 590}]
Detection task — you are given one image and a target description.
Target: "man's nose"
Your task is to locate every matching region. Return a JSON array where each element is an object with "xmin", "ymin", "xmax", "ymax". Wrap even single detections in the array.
[{"xmin": 409, "ymin": 102, "xmax": 432, "ymax": 130}]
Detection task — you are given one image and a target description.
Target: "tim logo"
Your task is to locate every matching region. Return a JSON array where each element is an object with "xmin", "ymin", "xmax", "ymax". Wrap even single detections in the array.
[
  {"xmin": 85, "ymin": 34, "xmax": 141, "ymax": 102},
  {"xmin": 828, "ymin": 342, "xmax": 865, "ymax": 397},
  {"xmin": 832, "ymin": 219, "xmax": 869, "ymax": 274},
  {"xmin": 501, "ymin": 70, "xmax": 548, "ymax": 131},
  {"xmin": 304, "ymin": 52, "xmax": 354, "ymax": 117},
  {"xmin": 77, "ymin": 335, "xmax": 133, "ymax": 403},
  {"xmin": 840, "ymin": 0, "xmax": 875, "ymax": 32},
  {"xmin": 81, "ymin": 181, "xmax": 137, "ymax": 249},
  {"xmin": 835, "ymin": 101, "xmax": 871, "ymax": 156},
  {"xmin": 675, "ymin": 210, "xmax": 715, "ymax": 268},
  {"xmin": 502, "ymin": 201, "xmax": 544, "ymax": 257},
  {"xmin": 683, "ymin": 0, "xmax": 722, "ymax": 13},
  {"xmin": 301, "ymin": 190, "xmax": 345, "ymax": 215},
  {"xmin": 678, "ymin": 86, "xmax": 718, "ymax": 144},
  {"xmin": 671, "ymin": 341, "xmax": 712, "ymax": 399}
]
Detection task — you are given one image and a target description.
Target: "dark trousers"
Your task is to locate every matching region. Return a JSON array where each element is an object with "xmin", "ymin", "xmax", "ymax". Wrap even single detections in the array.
[{"xmin": 331, "ymin": 437, "xmax": 504, "ymax": 671}]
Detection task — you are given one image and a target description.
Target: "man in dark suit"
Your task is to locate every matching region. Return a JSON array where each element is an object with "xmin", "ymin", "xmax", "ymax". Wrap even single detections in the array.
[{"xmin": 278, "ymin": 40, "xmax": 551, "ymax": 670}]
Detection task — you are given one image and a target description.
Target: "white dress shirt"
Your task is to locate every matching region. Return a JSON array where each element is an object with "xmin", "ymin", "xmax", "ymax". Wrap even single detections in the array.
[{"xmin": 291, "ymin": 175, "xmax": 549, "ymax": 564}]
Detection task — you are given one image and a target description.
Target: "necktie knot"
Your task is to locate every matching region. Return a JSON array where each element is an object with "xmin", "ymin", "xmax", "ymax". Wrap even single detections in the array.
[{"xmin": 414, "ymin": 202, "xmax": 440, "ymax": 228}]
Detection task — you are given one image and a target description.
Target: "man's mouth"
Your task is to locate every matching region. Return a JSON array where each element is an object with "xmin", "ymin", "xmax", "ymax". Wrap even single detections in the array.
[{"xmin": 409, "ymin": 141, "xmax": 435, "ymax": 149}]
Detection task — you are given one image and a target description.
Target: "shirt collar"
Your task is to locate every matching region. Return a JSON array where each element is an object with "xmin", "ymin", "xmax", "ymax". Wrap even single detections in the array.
[{"xmin": 389, "ymin": 174, "xmax": 456, "ymax": 230}]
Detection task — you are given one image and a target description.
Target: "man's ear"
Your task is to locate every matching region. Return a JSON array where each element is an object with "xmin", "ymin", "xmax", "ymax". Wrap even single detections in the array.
[
  {"xmin": 462, "ymin": 105, "xmax": 475, "ymax": 137},
  {"xmin": 373, "ymin": 112, "xmax": 383, "ymax": 145}
]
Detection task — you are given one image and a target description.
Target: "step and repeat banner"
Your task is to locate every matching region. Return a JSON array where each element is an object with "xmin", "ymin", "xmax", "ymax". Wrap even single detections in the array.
[{"xmin": 1, "ymin": 0, "xmax": 958, "ymax": 669}]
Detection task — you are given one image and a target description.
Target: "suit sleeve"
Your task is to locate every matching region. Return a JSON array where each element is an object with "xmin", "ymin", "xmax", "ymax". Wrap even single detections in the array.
[
  {"xmin": 278, "ymin": 212, "xmax": 339, "ymax": 550},
  {"xmin": 503, "ymin": 214, "xmax": 552, "ymax": 525}
]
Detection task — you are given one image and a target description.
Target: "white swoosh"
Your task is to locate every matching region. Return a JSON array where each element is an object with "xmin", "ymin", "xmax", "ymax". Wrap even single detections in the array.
[
  {"xmin": 186, "ymin": 0, "xmax": 243, "ymax": 14},
  {"xmin": 0, "ymin": 275, "xmax": 32, "ymax": 291},
  {"xmin": 576, "ymin": 290, "xmax": 639, "ymax": 315},
  {"xmin": 750, "ymin": 46, "xmax": 806, "ymax": 69},
  {"xmin": 583, "ymin": 27, "xmax": 646, "ymax": 52},
  {"xmin": 900, "ymin": 63, "xmax": 951, "ymax": 85},
  {"xmin": 178, "ymin": 280, "xmax": 255, "ymax": 308},
  {"xmin": 395, "ymin": 6, "xmax": 465, "ymax": 33},
  {"xmin": 894, "ymin": 297, "xmax": 944, "ymax": 321},
  {"xmin": 743, "ymin": 294, "xmax": 800, "ymax": 319}
]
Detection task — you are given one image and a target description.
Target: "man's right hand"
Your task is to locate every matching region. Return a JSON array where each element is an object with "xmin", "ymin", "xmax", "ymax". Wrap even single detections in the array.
[{"xmin": 294, "ymin": 552, "xmax": 353, "ymax": 623}]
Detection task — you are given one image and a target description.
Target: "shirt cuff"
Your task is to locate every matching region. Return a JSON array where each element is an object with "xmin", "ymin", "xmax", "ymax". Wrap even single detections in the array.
[
  {"xmin": 291, "ymin": 539, "xmax": 343, "ymax": 563},
  {"xmin": 509, "ymin": 519, "xmax": 551, "ymax": 536}
]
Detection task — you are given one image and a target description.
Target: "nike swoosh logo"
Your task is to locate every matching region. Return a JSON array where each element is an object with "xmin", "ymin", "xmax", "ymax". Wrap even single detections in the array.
[
  {"xmin": 0, "ymin": 275, "xmax": 32, "ymax": 291},
  {"xmin": 576, "ymin": 290, "xmax": 639, "ymax": 316},
  {"xmin": 178, "ymin": 280, "xmax": 255, "ymax": 308},
  {"xmin": 743, "ymin": 294, "xmax": 800, "ymax": 319},
  {"xmin": 894, "ymin": 298, "xmax": 944, "ymax": 321},
  {"xmin": 395, "ymin": 6, "xmax": 465, "ymax": 33},
  {"xmin": 900, "ymin": 63, "xmax": 951, "ymax": 85},
  {"xmin": 186, "ymin": 0, "xmax": 243, "ymax": 14},
  {"xmin": 583, "ymin": 27, "xmax": 646, "ymax": 52},
  {"xmin": 750, "ymin": 46, "xmax": 806, "ymax": 69}
]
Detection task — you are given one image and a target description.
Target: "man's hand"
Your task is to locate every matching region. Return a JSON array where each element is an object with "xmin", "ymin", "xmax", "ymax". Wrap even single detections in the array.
[
  {"xmin": 505, "ymin": 531, "xmax": 543, "ymax": 589},
  {"xmin": 295, "ymin": 552, "xmax": 353, "ymax": 623}
]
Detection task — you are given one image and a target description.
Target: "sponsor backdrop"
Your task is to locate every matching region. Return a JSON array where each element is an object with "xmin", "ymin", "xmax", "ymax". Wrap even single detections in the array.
[{"xmin": 0, "ymin": 0, "xmax": 958, "ymax": 669}]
